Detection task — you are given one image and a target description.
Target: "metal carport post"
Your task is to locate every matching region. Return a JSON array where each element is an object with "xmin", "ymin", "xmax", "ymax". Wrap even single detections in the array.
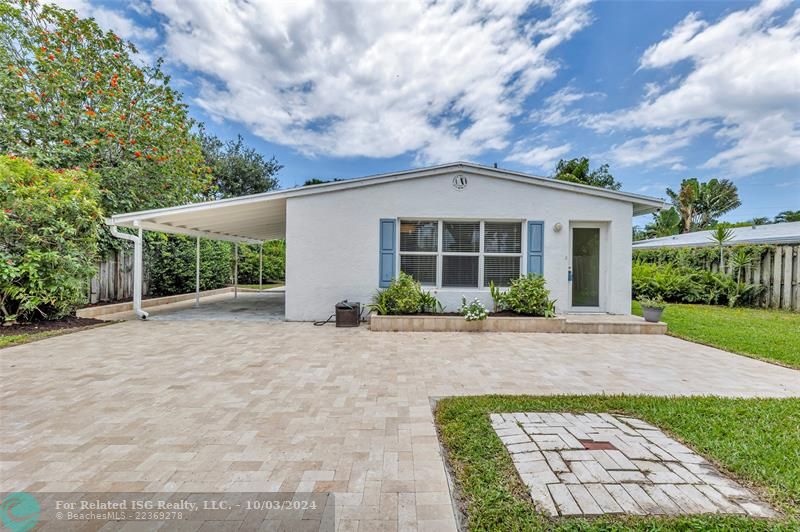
[{"xmin": 195, "ymin": 236, "xmax": 200, "ymax": 308}]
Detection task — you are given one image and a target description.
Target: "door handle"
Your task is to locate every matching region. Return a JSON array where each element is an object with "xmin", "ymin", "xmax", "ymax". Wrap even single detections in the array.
[{"xmin": 568, "ymin": 267, "xmax": 573, "ymax": 282}]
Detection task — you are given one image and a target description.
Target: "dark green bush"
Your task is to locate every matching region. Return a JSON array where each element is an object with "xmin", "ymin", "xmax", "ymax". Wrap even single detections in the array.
[
  {"xmin": 236, "ymin": 240, "xmax": 285, "ymax": 284},
  {"xmin": 633, "ymin": 245, "xmax": 771, "ymax": 270},
  {"xmin": 369, "ymin": 273, "xmax": 441, "ymax": 315},
  {"xmin": 0, "ymin": 156, "xmax": 102, "ymax": 322},
  {"xmin": 495, "ymin": 274, "xmax": 556, "ymax": 317},
  {"xmin": 632, "ymin": 261, "xmax": 763, "ymax": 307},
  {"xmin": 145, "ymin": 234, "xmax": 232, "ymax": 296}
]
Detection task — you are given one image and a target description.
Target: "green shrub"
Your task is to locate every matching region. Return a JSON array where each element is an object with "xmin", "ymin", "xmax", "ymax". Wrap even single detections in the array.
[
  {"xmin": 236, "ymin": 240, "xmax": 285, "ymax": 284},
  {"xmin": 0, "ymin": 156, "xmax": 102, "ymax": 322},
  {"xmin": 496, "ymin": 274, "xmax": 556, "ymax": 317},
  {"xmin": 632, "ymin": 261, "xmax": 763, "ymax": 307},
  {"xmin": 145, "ymin": 234, "xmax": 232, "ymax": 296},
  {"xmin": 369, "ymin": 273, "xmax": 442, "ymax": 315}
]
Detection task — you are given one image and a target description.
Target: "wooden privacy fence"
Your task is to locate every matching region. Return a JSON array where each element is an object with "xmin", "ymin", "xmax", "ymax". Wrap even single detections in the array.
[
  {"xmin": 88, "ymin": 249, "xmax": 149, "ymax": 304},
  {"xmin": 710, "ymin": 244, "xmax": 799, "ymax": 311}
]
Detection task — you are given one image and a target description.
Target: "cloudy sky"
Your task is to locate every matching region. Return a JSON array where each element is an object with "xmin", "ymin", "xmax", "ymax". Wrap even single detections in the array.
[{"xmin": 56, "ymin": 0, "xmax": 799, "ymax": 223}]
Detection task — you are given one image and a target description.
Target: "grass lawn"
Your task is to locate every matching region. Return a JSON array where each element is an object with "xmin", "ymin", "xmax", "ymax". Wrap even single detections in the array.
[
  {"xmin": 0, "ymin": 323, "xmax": 111, "ymax": 349},
  {"xmin": 236, "ymin": 283, "xmax": 284, "ymax": 290},
  {"xmin": 632, "ymin": 301, "xmax": 800, "ymax": 369},
  {"xmin": 436, "ymin": 395, "xmax": 800, "ymax": 531}
]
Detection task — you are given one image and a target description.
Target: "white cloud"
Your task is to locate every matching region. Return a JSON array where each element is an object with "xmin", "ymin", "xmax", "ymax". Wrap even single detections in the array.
[
  {"xmin": 505, "ymin": 141, "xmax": 571, "ymax": 170},
  {"xmin": 531, "ymin": 86, "xmax": 602, "ymax": 126},
  {"xmin": 148, "ymin": 0, "xmax": 591, "ymax": 162},
  {"xmin": 607, "ymin": 122, "xmax": 711, "ymax": 168},
  {"xmin": 589, "ymin": 0, "xmax": 800, "ymax": 176},
  {"xmin": 51, "ymin": 0, "xmax": 157, "ymax": 42}
]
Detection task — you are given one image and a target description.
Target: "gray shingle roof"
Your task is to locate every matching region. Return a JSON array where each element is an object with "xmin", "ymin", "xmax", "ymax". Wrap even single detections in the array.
[{"xmin": 633, "ymin": 221, "xmax": 800, "ymax": 248}]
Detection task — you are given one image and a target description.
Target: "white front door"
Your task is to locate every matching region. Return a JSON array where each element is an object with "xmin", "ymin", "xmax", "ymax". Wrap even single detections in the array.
[{"xmin": 569, "ymin": 224, "xmax": 605, "ymax": 312}]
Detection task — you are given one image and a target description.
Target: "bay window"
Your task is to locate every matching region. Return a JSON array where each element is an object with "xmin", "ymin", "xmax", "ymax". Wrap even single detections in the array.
[{"xmin": 398, "ymin": 220, "xmax": 522, "ymax": 288}]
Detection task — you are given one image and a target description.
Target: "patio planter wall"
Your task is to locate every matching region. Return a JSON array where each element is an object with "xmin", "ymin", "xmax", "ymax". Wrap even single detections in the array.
[{"xmin": 369, "ymin": 314, "xmax": 666, "ymax": 334}]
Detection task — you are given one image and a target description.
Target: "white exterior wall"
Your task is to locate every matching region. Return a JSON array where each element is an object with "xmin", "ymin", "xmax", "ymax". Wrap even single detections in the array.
[{"xmin": 285, "ymin": 170, "xmax": 633, "ymax": 321}]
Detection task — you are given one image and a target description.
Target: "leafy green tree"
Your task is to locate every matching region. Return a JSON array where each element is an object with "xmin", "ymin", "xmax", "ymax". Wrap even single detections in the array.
[
  {"xmin": 302, "ymin": 177, "xmax": 343, "ymax": 186},
  {"xmin": 0, "ymin": 0, "xmax": 210, "ymax": 221},
  {"xmin": 199, "ymin": 130, "xmax": 281, "ymax": 198},
  {"xmin": 0, "ymin": 156, "xmax": 102, "ymax": 322},
  {"xmin": 666, "ymin": 178, "xmax": 741, "ymax": 233},
  {"xmin": 775, "ymin": 210, "xmax": 800, "ymax": 223},
  {"xmin": 644, "ymin": 207, "xmax": 680, "ymax": 238},
  {"xmin": 552, "ymin": 158, "xmax": 622, "ymax": 190}
]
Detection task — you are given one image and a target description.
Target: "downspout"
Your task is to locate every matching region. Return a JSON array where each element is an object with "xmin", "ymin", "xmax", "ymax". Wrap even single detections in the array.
[{"xmin": 108, "ymin": 223, "xmax": 149, "ymax": 319}]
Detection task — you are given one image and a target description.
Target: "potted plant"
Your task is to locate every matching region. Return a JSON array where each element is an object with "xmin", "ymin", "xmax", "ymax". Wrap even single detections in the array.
[{"xmin": 638, "ymin": 296, "xmax": 666, "ymax": 323}]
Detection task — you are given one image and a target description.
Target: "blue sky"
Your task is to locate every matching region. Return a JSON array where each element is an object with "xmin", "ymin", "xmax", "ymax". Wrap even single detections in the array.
[{"xmin": 58, "ymin": 0, "xmax": 799, "ymax": 225}]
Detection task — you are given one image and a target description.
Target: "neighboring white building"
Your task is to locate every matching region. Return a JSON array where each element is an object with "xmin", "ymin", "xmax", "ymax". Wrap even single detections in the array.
[
  {"xmin": 108, "ymin": 162, "xmax": 665, "ymax": 320},
  {"xmin": 633, "ymin": 221, "xmax": 800, "ymax": 249}
]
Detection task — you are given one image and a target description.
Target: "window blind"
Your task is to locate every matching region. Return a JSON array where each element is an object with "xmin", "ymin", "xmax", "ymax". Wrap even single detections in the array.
[
  {"xmin": 442, "ymin": 221, "xmax": 479, "ymax": 253},
  {"xmin": 400, "ymin": 255, "xmax": 437, "ymax": 285},
  {"xmin": 484, "ymin": 256, "xmax": 521, "ymax": 287},
  {"xmin": 400, "ymin": 220, "xmax": 438, "ymax": 252},
  {"xmin": 442, "ymin": 255, "xmax": 479, "ymax": 287},
  {"xmin": 484, "ymin": 222, "xmax": 521, "ymax": 253}
]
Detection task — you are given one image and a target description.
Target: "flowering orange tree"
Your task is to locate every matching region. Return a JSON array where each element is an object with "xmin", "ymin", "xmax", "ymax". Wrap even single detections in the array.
[{"xmin": 0, "ymin": 0, "xmax": 211, "ymax": 220}]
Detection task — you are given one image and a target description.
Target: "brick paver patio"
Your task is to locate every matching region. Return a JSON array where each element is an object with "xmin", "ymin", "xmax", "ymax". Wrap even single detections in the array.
[
  {"xmin": 492, "ymin": 412, "xmax": 774, "ymax": 517},
  {"xmin": 2, "ymin": 321, "xmax": 799, "ymax": 530}
]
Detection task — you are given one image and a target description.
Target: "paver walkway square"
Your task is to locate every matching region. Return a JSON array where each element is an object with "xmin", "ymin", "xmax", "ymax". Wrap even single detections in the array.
[{"xmin": 492, "ymin": 412, "xmax": 776, "ymax": 518}]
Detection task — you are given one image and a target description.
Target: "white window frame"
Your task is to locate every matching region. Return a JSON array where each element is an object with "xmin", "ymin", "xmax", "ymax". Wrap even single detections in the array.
[
  {"xmin": 397, "ymin": 220, "xmax": 439, "ymax": 287},
  {"xmin": 398, "ymin": 219, "xmax": 523, "ymax": 289}
]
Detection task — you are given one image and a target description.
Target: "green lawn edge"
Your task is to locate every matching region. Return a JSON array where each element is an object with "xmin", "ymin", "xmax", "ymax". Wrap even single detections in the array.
[
  {"xmin": 0, "ymin": 322, "xmax": 114, "ymax": 349},
  {"xmin": 631, "ymin": 301, "xmax": 800, "ymax": 370},
  {"xmin": 435, "ymin": 395, "xmax": 800, "ymax": 531}
]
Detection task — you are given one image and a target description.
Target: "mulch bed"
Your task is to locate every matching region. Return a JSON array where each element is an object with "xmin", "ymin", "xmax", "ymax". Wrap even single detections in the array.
[
  {"xmin": 1, "ymin": 316, "xmax": 107, "ymax": 336},
  {"xmin": 410, "ymin": 310, "xmax": 532, "ymax": 317}
]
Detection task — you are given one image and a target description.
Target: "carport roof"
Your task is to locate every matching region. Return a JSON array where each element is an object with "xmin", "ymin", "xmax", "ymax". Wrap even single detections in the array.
[{"xmin": 107, "ymin": 161, "xmax": 667, "ymax": 242}]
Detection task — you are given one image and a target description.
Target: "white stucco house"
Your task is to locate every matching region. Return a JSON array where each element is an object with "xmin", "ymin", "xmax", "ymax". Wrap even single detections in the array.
[{"xmin": 108, "ymin": 162, "xmax": 666, "ymax": 320}]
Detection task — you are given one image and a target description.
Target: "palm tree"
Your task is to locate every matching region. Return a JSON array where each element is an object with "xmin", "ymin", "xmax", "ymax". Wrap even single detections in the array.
[
  {"xmin": 667, "ymin": 178, "xmax": 741, "ymax": 232},
  {"xmin": 666, "ymin": 179, "xmax": 699, "ymax": 233},
  {"xmin": 696, "ymin": 179, "xmax": 742, "ymax": 228},
  {"xmin": 775, "ymin": 210, "xmax": 800, "ymax": 223},
  {"xmin": 708, "ymin": 226, "xmax": 734, "ymax": 271},
  {"xmin": 644, "ymin": 207, "xmax": 680, "ymax": 237}
]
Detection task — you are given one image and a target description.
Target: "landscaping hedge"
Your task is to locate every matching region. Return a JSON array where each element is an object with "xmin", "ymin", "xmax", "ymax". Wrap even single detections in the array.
[
  {"xmin": 145, "ymin": 234, "xmax": 232, "ymax": 297},
  {"xmin": 0, "ymin": 156, "xmax": 102, "ymax": 322},
  {"xmin": 236, "ymin": 240, "xmax": 285, "ymax": 284}
]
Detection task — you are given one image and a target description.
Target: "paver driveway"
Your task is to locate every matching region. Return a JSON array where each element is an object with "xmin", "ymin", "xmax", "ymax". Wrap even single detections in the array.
[{"xmin": 2, "ymin": 321, "xmax": 799, "ymax": 531}]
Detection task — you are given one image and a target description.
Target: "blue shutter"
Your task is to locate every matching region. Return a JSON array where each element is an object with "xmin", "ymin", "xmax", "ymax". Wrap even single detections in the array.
[
  {"xmin": 379, "ymin": 219, "xmax": 396, "ymax": 287},
  {"xmin": 527, "ymin": 221, "xmax": 544, "ymax": 275}
]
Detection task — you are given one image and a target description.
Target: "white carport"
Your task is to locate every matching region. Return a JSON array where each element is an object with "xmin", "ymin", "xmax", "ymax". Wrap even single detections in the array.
[{"xmin": 107, "ymin": 192, "xmax": 290, "ymax": 319}]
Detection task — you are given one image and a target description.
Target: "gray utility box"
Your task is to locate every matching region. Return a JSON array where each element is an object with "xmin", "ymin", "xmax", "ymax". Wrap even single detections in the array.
[{"xmin": 335, "ymin": 301, "xmax": 360, "ymax": 327}]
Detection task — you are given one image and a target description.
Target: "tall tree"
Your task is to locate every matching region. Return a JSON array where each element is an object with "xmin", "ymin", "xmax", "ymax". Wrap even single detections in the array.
[
  {"xmin": 666, "ymin": 178, "xmax": 741, "ymax": 233},
  {"xmin": 552, "ymin": 158, "xmax": 622, "ymax": 190},
  {"xmin": 199, "ymin": 131, "xmax": 282, "ymax": 198},
  {"xmin": 644, "ymin": 207, "xmax": 681, "ymax": 238},
  {"xmin": 0, "ymin": 0, "xmax": 210, "ymax": 219},
  {"xmin": 775, "ymin": 210, "xmax": 800, "ymax": 223}
]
